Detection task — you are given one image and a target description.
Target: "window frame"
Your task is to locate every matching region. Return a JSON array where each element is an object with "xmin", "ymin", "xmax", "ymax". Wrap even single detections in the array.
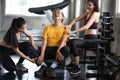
[
  {"xmin": 115, "ymin": 0, "xmax": 120, "ymax": 17},
  {"xmin": 5, "ymin": 0, "xmax": 68, "ymax": 17}
]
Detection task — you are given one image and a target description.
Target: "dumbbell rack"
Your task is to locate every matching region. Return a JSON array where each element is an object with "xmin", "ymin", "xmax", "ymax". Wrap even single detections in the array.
[
  {"xmin": 98, "ymin": 12, "xmax": 114, "ymax": 80},
  {"xmin": 99, "ymin": 12, "xmax": 114, "ymax": 55},
  {"xmin": 99, "ymin": 12, "xmax": 120, "ymax": 80}
]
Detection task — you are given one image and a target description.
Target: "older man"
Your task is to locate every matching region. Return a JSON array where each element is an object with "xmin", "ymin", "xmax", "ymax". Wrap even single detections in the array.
[{"xmin": 34, "ymin": 9, "xmax": 70, "ymax": 78}]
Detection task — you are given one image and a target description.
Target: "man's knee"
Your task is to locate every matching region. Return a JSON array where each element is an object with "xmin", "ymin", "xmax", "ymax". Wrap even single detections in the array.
[{"xmin": 60, "ymin": 46, "xmax": 70, "ymax": 58}]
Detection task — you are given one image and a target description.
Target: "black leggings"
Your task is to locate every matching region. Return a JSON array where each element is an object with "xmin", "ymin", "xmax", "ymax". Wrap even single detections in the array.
[
  {"xmin": 0, "ymin": 42, "xmax": 70, "ymax": 71},
  {"xmin": 17, "ymin": 42, "xmax": 39, "ymax": 65},
  {"xmin": 67, "ymin": 34, "xmax": 97, "ymax": 57},
  {"xmin": 18, "ymin": 44, "xmax": 70, "ymax": 64},
  {"xmin": 39, "ymin": 46, "xmax": 70, "ymax": 60},
  {"xmin": 0, "ymin": 45, "xmax": 16, "ymax": 72},
  {"xmin": 0, "ymin": 42, "xmax": 39, "ymax": 72}
]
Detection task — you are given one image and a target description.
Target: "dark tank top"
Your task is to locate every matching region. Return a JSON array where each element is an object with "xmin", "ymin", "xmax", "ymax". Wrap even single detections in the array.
[{"xmin": 84, "ymin": 16, "xmax": 98, "ymax": 29}]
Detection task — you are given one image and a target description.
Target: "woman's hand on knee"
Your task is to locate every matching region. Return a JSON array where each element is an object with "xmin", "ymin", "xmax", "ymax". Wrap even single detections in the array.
[
  {"xmin": 30, "ymin": 58, "xmax": 36, "ymax": 63},
  {"xmin": 27, "ymin": 56, "xmax": 36, "ymax": 63}
]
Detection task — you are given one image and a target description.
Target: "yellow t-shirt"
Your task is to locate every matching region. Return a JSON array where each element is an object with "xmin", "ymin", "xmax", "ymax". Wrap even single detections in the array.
[{"xmin": 42, "ymin": 24, "xmax": 69, "ymax": 46}]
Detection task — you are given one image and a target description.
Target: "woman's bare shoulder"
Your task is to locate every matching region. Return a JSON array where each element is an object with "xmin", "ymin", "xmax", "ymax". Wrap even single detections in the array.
[{"xmin": 93, "ymin": 12, "xmax": 100, "ymax": 16}]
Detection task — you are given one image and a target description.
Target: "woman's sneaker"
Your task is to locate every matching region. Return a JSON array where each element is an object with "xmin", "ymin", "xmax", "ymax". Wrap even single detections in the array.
[
  {"xmin": 46, "ymin": 67, "xmax": 56, "ymax": 78},
  {"xmin": 66, "ymin": 62, "xmax": 77, "ymax": 68},
  {"xmin": 70, "ymin": 67, "xmax": 81, "ymax": 75},
  {"xmin": 16, "ymin": 64, "xmax": 28, "ymax": 72},
  {"xmin": 66, "ymin": 63, "xmax": 78, "ymax": 72},
  {"xmin": 34, "ymin": 65, "xmax": 47, "ymax": 77}
]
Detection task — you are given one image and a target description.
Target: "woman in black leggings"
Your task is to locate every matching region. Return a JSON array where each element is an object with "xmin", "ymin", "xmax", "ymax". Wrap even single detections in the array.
[
  {"xmin": 66, "ymin": 0, "xmax": 100, "ymax": 75},
  {"xmin": 0, "ymin": 17, "xmax": 38, "ymax": 72}
]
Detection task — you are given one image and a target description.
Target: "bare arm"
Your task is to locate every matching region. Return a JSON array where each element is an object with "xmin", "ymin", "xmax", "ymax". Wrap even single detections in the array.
[
  {"xmin": 56, "ymin": 27, "xmax": 69, "ymax": 61},
  {"xmin": 37, "ymin": 38, "xmax": 47, "ymax": 63},
  {"xmin": 57, "ymin": 27, "xmax": 69, "ymax": 51},
  {"xmin": 57, "ymin": 36, "xmax": 68, "ymax": 52},
  {"xmin": 68, "ymin": 12, "xmax": 88, "ymax": 28},
  {"xmin": 40, "ymin": 38, "xmax": 47, "ymax": 58},
  {"xmin": 56, "ymin": 36, "xmax": 68, "ymax": 61},
  {"xmin": 12, "ymin": 47, "xmax": 35, "ymax": 63},
  {"xmin": 23, "ymin": 28, "xmax": 37, "ymax": 50},
  {"xmin": 71, "ymin": 12, "xmax": 100, "ymax": 34}
]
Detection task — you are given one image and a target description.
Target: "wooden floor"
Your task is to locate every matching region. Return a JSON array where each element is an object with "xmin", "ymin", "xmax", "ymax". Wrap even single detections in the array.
[{"xmin": 0, "ymin": 55, "xmax": 96, "ymax": 80}]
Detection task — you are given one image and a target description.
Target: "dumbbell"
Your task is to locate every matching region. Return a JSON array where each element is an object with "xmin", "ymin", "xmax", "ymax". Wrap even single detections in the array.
[
  {"xmin": 101, "ymin": 36, "xmax": 114, "ymax": 41},
  {"xmin": 99, "ymin": 28, "xmax": 114, "ymax": 33}
]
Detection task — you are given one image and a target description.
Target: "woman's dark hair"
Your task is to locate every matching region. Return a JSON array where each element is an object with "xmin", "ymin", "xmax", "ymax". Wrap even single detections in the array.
[
  {"xmin": 3, "ymin": 17, "xmax": 26, "ymax": 47},
  {"xmin": 87, "ymin": 0, "xmax": 99, "ymax": 12}
]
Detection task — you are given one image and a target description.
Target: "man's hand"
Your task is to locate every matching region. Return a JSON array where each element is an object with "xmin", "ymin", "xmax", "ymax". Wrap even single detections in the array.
[
  {"xmin": 37, "ymin": 55, "xmax": 44, "ymax": 64},
  {"xmin": 56, "ymin": 50, "xmax": 64, "ymax": 61}
]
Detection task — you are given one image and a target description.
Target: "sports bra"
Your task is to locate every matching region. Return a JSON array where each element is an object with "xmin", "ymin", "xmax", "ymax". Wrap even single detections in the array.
[{"xmin": 84, "ymin": 17, "xmax": 98, "ymax": 29}]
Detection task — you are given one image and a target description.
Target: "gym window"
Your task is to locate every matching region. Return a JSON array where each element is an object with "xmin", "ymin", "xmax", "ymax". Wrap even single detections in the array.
[
  {"xmin": 5, "ymin": 0, "xmax": 68, "ymax": 16},
  {"xmin": 115, "ymin": 0, "xmax": 120, "ymax": 17}
]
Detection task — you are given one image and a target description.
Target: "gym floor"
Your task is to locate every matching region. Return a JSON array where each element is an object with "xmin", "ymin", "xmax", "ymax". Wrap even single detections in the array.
[{"xmin": 0, "ymin": 55, "xmax": 96, "ymax": 80}]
